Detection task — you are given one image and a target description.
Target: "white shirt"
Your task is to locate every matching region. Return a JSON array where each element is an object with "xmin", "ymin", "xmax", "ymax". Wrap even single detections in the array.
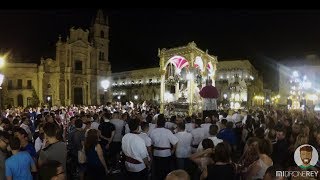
[
  {"xmin": 201, "ymin": 123, "xmax": 212, "ymax": 138},
  {"xmin": 150, "ymin": 128, "xmax": 178, "ymax": 157},
  {"xmin": 185, "ymin": 123, "xmax": 194, "ymax": 133},
  {"xmin": 175, "ymin": 131, "xmax": 192, "ymax": 158},
  {"xmin": 148, "ymin": 123, "xmax": 156, "ymax": 136},
  {"xmin": 110, "ymin": 119, "xmax": 125, "ymax": 142},
  {"xmin": 122, "ymin": 133, "xmax": 149, "ymax": 172},
  {"xmin": 138, "ymin": 132, "xmax": 152, "ymax": 147},
  {"xmin": 90, "ymin": 122, "xmax": 100, "ymax": 130},
  {"xmin": 197, "ymin": 136, "xmax": 223, "ymax": 152},
  {"xmin": 191, "ymin": 127, "xmax": 205, "ymax": 147},
  {"xmin": 34, "ymin": 137, "xmax": 45, "ymax": 153},
  {"xmin": 165, "ymin": 122, "xmax": 176, "ymax": 130}
]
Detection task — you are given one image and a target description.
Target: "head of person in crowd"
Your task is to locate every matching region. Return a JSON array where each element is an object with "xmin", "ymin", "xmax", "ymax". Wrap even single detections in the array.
[
  {"xmin": 145, "ymin": 114, "xmax": 153, "ymax": 124},
  {"xmin": 220, "ymin": 119, "xmax": 227, "ymax": 129},
  {"xmin": 195, "ymin": 118, "xmax": 202, "ymax": 128},
  {"xmin": 13, "ymin": 127, "xmax": 28, "ymax": 144},
  {"xmin": 267, "ymin": 129, "xmax": 276, "ymax": 142},
  {"xmin": 140, "ymin": 121, "xmax": 149, "ymax": 133},
  {"xmin": 263, "ymin": 165, "xmax": 285, "ymax": 180},
  {"xmin": 9, "ymin": 136, "xmax": 21, "ymax": 151},
  {"xmin": 214, "ymin": 142, "xmax": 231, "ymax": 163},
  {"xmin": 292, "ymin": 122, "xmax": 301, "ymax": 136},
  {"xmin": 12, "ymin": 118, "xmax": 20, "ymax": 127},
  {"xmin": 176, "ymin": 114, "xmax": 184, "ymax": 124},
  {"xmin": 254, "ymin": 127, "xmax": 265, "ymax": 139},
  {"xmin": 45, "ymin": 114, "xmax": 54, "ymax": 123},
  {"xmin": 39, "ymin": 160, "xmax": 65, "ymax": 180},
  {"xmin": 128, "ymin": 118, "xmax": 140, "ymax": 132},
  {"xmin": 176, "ymin": 122, "xmax": 185, "ymax": 133},
  {"xmin": 226, "ymin": 121, "xmax": 233, "ymax": 130},
  {"xmin": 0, "ymin": 131, "xmax": 10, "ymax": 152},
  {"xmin": 294, "ymin": 134, "xmax": 309, "ymax": 150},
  {"xmin": 43, "ymin": 122, "xmax": 59, "ymax": 143},
  {"xmin": 204, "ymin": 116, "xmax": 212, "ymax": 124},
  {"xmin": 112, "ymin": 111, "xmax": 120, "ymax": 119},
  {"xmin": 202, "ymin": 138, "xmax": 214, "ymax": 150},
  {"xmin": 165, "ymin": 169, "xmax": 190, "ymax": 180},
  {"xmin": 185, "ymin": 116, "xmax": 192, "ymax": 124},
  {"xmin": 102, "ymin": 112, "xmax": 112, "ymax": 123},
  {"xmin": 170, "ymin": 115, "xmax": 176, "ymax": 123},
  {"xmin": 244, "ymin": 137, "xmax": 259, "ymax": 153},
  {"xmin": 257, "ymin": 139, "xmax": 272, "ymax": 156},
  {"xmin": 276, "ymin": 126, "xmax": 286, "ymax": 141},
  {"xmin": 75, "ymin": 119, "xmax": 83, "ymax": 129},
  {"xmin": 21, "ymin": 116, "xmax": 29, "ymax": 125},
  {"xmin": 85, "ymin": 129, "xmax": 99, "ymax": 152},
  {"xmin": 209, "ymin": 124, "xmax": 219, "ymax": 136},
  {"xmin": 157, "ymin": 114, "xmax": 166, "ymax": 128}
]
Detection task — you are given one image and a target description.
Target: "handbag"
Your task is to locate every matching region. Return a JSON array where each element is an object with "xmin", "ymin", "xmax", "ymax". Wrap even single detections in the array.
[{"xmin": 78, "ymin": 147, "xmax": 86, "ymax": 164}]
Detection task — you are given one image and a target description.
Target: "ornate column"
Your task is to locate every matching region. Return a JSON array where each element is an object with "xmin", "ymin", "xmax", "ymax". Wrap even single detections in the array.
[
  {"xmin": 175, "ymin": 82, "xmax": 179, "ymax": 100},
  {"xmin": 188, "ymin": 53, "xmax": 195, "ymax": 116},
  {"xmin": 160, "ymin": 72, "xmax": 165, "ymax": 114}
]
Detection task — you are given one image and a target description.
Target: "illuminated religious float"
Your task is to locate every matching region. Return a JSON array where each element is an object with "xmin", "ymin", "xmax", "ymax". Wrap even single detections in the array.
[{"xmin": 158, "ymin": 42, "xmax": 218, "ymax": 116}]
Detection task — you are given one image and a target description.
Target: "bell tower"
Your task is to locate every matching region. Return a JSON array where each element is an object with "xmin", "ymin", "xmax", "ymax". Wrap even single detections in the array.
[{"xmin": 91, "ymin": 9, "xmax": 109, "ymax": 63}]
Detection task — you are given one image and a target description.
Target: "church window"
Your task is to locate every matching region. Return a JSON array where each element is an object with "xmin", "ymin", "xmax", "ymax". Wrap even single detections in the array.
[
  {"xmin": 100, "ymin": 30, "xmax": 104, "ymax": 38},
  {"xmin": 99, "ymin": 52, "xmax": 104, "ymax": 61},
  {"xmin": 75, "ymin": 60, "xmax": 82, "ymax": 73},
  {"xmin": 17, "ymin": 79, "xmax": 22, "ymax": 89},
  {"xmin": 8, "ymin": 80, "xmax": 13, "ymax": 90}
]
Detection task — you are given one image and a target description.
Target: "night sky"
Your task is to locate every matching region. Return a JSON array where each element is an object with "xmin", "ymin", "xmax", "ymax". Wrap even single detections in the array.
[{"xmin": 1, "ymin": 8, "xmax": 320, "ymax": 90}]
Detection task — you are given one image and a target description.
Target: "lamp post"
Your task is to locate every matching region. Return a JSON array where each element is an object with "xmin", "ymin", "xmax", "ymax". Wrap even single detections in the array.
[
  {"xmin": 101, "ymin": 80, "xmax": 110, "ymax": 105},
  {"xmin": 47, "ymin": 96, "xmax": 51, "ymax": 110}
]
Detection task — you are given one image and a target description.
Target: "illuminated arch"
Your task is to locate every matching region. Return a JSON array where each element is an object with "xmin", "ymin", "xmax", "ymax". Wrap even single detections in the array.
[
  {"xmin": 165, "ymin": 55, "xmax": 189, "ymax": 74},
  {"xmin": 194, "ymin": 56, "xmax": 204, "ymax": 72}
]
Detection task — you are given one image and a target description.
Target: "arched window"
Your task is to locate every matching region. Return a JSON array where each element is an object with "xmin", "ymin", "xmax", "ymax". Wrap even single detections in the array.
[
  {"xmin": 17, "ymin": 94, "xmax": 23, "ymax": 107},
  {"xmin": 100, "ymin": 30, "xmax": 104, "ymax": 38}
]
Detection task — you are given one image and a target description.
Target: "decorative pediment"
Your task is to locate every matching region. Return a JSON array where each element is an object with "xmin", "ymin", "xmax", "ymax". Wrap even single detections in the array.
[{"xmin": 71, "ymin": 40, "xmax": 89, "ymax": 48}]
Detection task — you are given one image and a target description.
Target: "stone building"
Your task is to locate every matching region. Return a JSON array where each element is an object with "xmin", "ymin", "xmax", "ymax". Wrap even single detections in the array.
[
  {"xmin": 2, "ymin": 10, "xmax": 111, "ymax": 107},
  {"xmin": 111, "ymin": 58, "xmax": 264, "ymax": 108}
]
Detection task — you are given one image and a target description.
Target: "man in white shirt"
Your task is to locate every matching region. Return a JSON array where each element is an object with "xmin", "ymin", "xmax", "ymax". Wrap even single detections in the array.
[
  {"xmin": 139, "ymin": 122, "xmax": 152, "ymax": 158},
  {"xmin": 197, "ymin": 124, "xmax": 222, "ymax": 152},
  {"xmin": 175, "ymin": 122, "xmax": 192, "ymax": 170},
  {"xmin": 122, "ymin": 118, "xmax": 150, "ymax": 180},
  {"xmin": 150, "ymin": 114, "xmax": 178, "ymax": 180},
  {"xmin": 190, "ymin": 119, "xmax": 205, "ymax": 153},
  {"xmin": 201, "ymin": 117, "xmax": 212, "ymax": 138},
  {"xmin": 110, "ymin": 112, "xmax": 126, "ymax": 169}
]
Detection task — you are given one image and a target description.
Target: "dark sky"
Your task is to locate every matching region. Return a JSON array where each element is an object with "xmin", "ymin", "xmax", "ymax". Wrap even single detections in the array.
[{"xmin": 1, "ymin": 8, "xmax": 320, "ymax": 90}]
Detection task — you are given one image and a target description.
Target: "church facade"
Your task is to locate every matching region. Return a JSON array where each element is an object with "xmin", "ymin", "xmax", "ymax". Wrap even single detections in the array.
[{"xmin": 2, "ymin": 10, "xmax": 111, "ymax": 107}]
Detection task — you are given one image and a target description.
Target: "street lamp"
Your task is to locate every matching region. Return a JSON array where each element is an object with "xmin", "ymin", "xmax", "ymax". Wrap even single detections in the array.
[{"xmin": 101, "ymin": 80, "xmax": 110, "ymax": 105}]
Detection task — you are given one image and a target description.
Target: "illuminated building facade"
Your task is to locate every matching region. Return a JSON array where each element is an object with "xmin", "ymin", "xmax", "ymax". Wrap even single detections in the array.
[{"xmin": 1, "ymin": 10, "xmax": 111, "ymax": 107}]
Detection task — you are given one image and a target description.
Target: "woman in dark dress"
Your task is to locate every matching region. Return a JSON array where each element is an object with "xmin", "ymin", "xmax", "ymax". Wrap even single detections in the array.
[
  {"xmin": 200, "ymin": 142, "xmax": 236, "ymax": 180},
  {"xmin": 85, "ymin": 129, "xmax": 109, "ymax": 180}
]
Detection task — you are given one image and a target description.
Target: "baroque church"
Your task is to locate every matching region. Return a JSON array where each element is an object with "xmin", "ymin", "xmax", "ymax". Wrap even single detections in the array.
[{"xmin": 2, "ymin": 10, "xmax": 111, "ymax": 107}]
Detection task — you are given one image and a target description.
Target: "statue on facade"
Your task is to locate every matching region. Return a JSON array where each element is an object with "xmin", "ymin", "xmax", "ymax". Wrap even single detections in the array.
[{"xmin": 199, "ymin": 79, "xmax": 219, "ymax": 119}]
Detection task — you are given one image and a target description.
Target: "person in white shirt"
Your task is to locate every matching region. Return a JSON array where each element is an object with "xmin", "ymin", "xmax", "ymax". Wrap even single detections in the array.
[
  {"xmin": 122, "ymin": 118, "xmax": 150, "ymax": 180},
  {"xmin": 34, "ymin": 126, "xmax": 45, "ymax": 153},
  {"xmin": 185, "ymin": 116, "xmax": 194, "ymax": 133},
  {"xmin": 175, "ymin": 122, "xmax": 192, "ymax": 170},
  {"xmin": 20, "ymin": 117, "xmax": 32, "ymax": 141},
  {"xmin": 201, "ymin": 117, "xmax": 212, "ymax": 138},
  {"xmin": 150, "ymin": 114, "xmax": 178, "ymax": 180},
  {"xmin": 110, "ymin": 112, "xmax": 126, "ymax": 169},
  {"xmin": 197, "ymin": 124, "xmax": 223, "ymax": 152},
  {"xmin": 139, "ymin": 122, "xmax": 152, "ymax": 158},
  {"xmin": 90, "ymin": 114, "xmax": 100, "ymax": 130},
  {"xmin": 191, "ymin": 119, "xmax": 205, "ymax": 153}
]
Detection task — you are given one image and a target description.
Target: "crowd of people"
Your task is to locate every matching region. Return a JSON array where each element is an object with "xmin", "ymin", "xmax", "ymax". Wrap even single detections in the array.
[{"xmin": 0, "ymin": 101, "xmax": 319, "ymax": 180}]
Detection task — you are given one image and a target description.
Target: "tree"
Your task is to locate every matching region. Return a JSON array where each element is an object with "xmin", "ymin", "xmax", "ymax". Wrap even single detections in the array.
[{"xmin": 30, "ymin": 88, "xmax": 40, "ymax": 107}]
